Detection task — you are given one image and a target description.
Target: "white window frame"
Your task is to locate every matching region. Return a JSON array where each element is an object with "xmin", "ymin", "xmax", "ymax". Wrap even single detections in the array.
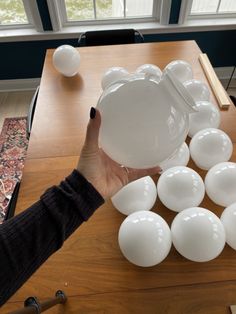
[
  {"xmin": 0, "ymin": 0, "xmax": 43, "ymax": 31},
  {"xmin": 179, "ymin": 0, "xmax": 236, "ymax": 24}
]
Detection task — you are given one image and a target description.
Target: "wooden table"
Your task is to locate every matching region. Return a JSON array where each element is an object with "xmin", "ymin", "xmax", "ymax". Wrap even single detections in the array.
[{"xmin": 3, "ymin": 41, "xmax": 236, "ymax": 313}]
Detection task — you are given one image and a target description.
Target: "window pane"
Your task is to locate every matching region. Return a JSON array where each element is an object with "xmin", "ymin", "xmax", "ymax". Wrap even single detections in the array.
[
  {"xmin": 65, "ymin": 0, "xmax": 94, "ymax": 21},
  {"xmin": 97, "ymin": 0, "xmax": 116, "ymax": 19},
  {"xmin": 191, "ymin": 0, "xmax": 219, "ymax": 14},
  {"xmin": 219, "ymin": 0, "xmax": 236, "ymax": 12},
  {"xmin": 126, "ymin": 0, "xmax": 153, "ymax": 17},
  {"xmin": 0, "ymin": 0, "xmax": 28, "ymax": 25}
]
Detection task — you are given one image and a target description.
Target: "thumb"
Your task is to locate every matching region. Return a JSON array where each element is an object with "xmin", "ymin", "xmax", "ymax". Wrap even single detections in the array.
[{"xmin": 84, "ymin": 107, "xmax": 101, "ymax": 151}]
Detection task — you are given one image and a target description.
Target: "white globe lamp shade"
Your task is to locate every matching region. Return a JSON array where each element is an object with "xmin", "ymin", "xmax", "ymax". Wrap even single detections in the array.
[
  {"xmin": 159, "ymin": 142, "xmax": 190, "ymax": 171},
  {"xmin": 52, "ymin": 45, "xmax": 80, "ymax": 77},
  {"xmin": 157, "ymin": 166, "xmax": 205, "ymax": 212},
  {"xmin": 111, "ymin": 176, "xmax": 157, "ymax": 215},
  {"xmin": 190, "ymin": 128, "xmax": 233, "ymax": 170},
  {"xmin": 188, "ymin": 101, "xmax": 221, "ymax": 138},
  {"xmin": 183, "ymin": 79, "xmax": 210, "ymax": 102},
  {"xmin": 221, "ymin": 203, "xmax": 236, "ymax": 250},
  {"xmin": 205, "ymin": 162, "xmax": 236, "ymax": 207},
  {"xmin": 118, "ymin": 211, "xmax": 172, "ymax": 267},
  {"xmin": 171, "ymin": 207, "xmax": 225, "ymax": 262},
  {"xmin": 101, "ymin": 67, "xmax": 129, "ymax": 90},
  {"xmin": 135, "ymin": 64, "xmax": 162, "ymax": 80},
  {"xmin": 163, "ymin": 60, "xmax": 193, "ymax": 83}
]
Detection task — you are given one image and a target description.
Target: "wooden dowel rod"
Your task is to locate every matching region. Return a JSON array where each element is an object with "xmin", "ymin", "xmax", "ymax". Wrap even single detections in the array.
[{"xmin": 199, "ymin": 53, "xmax": 231, "ymax": 109}]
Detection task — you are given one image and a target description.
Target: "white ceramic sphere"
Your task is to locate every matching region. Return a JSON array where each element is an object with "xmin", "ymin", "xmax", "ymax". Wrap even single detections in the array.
[
  {"xmin": 183, "ymin": 79, "xmax": 210, "ymax": 102},
  {"xmin": 188, "ymin": 101, "xmax": 221, "ymax": 138},
  {"xmin": 190, "ymin": 128, "xmax": 233, "ymax": 170},
  {"xmin": 221, "ymin": 203, "xmax": 236, "ymax": 250},
  {"xmin": 205, "ymin": 162, "xmax": 236, "ymax": 207},
  {"xmin": 157, "ymin": 166, "xmax": 205, "ymax": 212},
  {"xmin": 160, "ymin": 142, "xmax": 190, "ymax": 171},
  {"xmin": 118, "ymin": 211, "xmax": 172, "ymax": 267},
  {"xmin": 164, "ymin": 60, "xmax": 193, "ymax": 83},
  {"xmin": 171, "ymin": 207, "xmax": 225, "ymax": 262},
  {"xmin": 111, "ymin": 176, "xmax": 157, "ymax": 215},
  {"xmin": 52, "ymin": 45, "xmax": 80, "ymax": 77},
  {"xmin": 135, "ymin": 64, "xmax": 162, "ymax": 80},
  {"xmin": 101, "ymin": 67, "xmax": 129, "ymax": 90}
]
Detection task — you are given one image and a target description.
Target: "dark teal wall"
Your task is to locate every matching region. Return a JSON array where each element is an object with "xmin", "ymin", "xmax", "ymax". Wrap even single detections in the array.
[{"xmin": 0, "ymin": 29, "xmax": 235, "ymax": 80}]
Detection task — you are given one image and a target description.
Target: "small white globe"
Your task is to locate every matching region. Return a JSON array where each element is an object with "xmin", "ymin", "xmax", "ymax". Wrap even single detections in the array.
[
  {"xmin": 118, "ymin": 211, "xmax": 172, "ymax": 267},
  {"xmin": 101, "ymin": 67, "xmax": 129, "ymax": 90},
  {"xmin": 221, "ymin": 203, "xmax": 236, "ymax": 250},
  {"xmin": 52, "ymin": 45, "xmax": 80, "ymax": 77},
  {"xmin": 111, "ymin": 176, "xmax": 157, "ymax": 215},
  {"xmin": 160, "ymin": 142, "xmax": 190, "ymax": 171},
  {"xmin": 171, "ymin": 207, "xmax": 225, "ymax": 262},
  {"xmin": 205, "ymin": 162, "xmax": 236, "ymax": 207},
  {"xmin": 163, "ymin": 60, "xmax": 193, "ymax": 83},
  {"xmin": 135, "ymin": 64, "xmax": 162, "ymax": 80},
  {"xmin": 183, "ymin": 79, "xmax": 210, "ymax": 102},
  {"xmin": 190, "ymin": 128, "xmax": 233, "ymax": 170},
  {"xmin": 188, "ymin": 101, "xmax": 221, "ymax": 138},
  {"xmin": 157, "ymin": 166, "xmax": 205, "ymax": 212}
]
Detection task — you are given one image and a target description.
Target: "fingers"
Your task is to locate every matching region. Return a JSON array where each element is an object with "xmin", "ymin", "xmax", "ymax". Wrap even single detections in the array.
[{"xmin": 84, "ymin": 107, "xmax": 101, "ymax": 151}]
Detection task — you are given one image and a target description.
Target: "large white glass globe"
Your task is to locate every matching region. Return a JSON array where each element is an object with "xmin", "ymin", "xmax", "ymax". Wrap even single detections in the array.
[
  {"xmin": 118, "ymin": 211, "xmax": 172, "ymax": 267},
  {"xmin": 205, "ymin": 162, "xmax": 236, "ymax": 207},
  {"xmin": 171, "ymin": 207, "xmax": 225, "ymax": 262},
  {"xmin": 52, "ymin": 45, "xmax": 80, "ymax": 77},
  {"xmin": 163, "ymin": 60, "xmax": 193, "ymax": 83},
  {"xmin": 190, "ymin": 128, "xmax": 233, "ymax": 170},
  {"xmin": 111, "ymin": 176, "xmax": 157, "ymax": 215},
  {"xmin": 183, "ymin": 79, "xmax": 210, "ymax": 102},
  {"xmin": 221, "ymin": 203, "xmax": 236, "ymax": 250},
  {"xmin": 159, "ymin": 142, "xmax": 190, "ymax": 171},
  {"xmin": 101, "ymin": 67, "xmax": 129, "ymax": 90},
  {"xmin": 188, "ymin": 101, "xmax": 221, "ymax": 138},
  {"xmin": 135, "ymin": 64, "xmax": 162, "ymax": 80},
  {"xmin": 157, "ymin": 166, "xmax": 205, "ymax": 212}
]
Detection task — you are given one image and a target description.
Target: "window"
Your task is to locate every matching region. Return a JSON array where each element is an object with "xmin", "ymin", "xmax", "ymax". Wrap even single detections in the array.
[
  {"xmin": 190, "ymin": 0, "xmax": 236, "ymax": 16},
  {"xmin": 0, "ymin": 0, "xmax": 29, "ymax": 26},
  {"xmin": 58, "ymin": 0, "xmax": 160, "ymax": 25}
]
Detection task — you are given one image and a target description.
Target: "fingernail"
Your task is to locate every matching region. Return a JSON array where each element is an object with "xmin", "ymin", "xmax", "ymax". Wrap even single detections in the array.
[{"xmin": 90, "ymin": 107, "xmax": 96, "ymax": 119}]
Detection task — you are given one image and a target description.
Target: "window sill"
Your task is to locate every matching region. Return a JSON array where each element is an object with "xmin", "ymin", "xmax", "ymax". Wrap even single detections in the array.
[{"xmin": 0, "ymin": 18, "xmax": 235, "ymax": 43}]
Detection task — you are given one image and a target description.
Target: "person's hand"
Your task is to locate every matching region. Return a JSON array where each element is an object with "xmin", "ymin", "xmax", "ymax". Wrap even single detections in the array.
[{"xmin": 77, "ymin": 107, "xmax": 162, "ymax": 199}]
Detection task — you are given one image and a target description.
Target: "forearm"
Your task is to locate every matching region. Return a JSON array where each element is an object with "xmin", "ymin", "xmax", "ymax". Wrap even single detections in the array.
[{"xmin": 0, "ymin": 170, "xmax": 104, "ymax": 306}]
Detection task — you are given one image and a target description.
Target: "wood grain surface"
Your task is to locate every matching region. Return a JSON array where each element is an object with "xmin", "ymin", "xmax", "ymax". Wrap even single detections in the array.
[{"xmin": 3, "ymin": 41, "xmax": 236, "ymax": 314}]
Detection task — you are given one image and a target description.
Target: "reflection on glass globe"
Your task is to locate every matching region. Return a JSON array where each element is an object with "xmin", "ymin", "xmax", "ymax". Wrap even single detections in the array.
[
  {"xmin": 183, "ymin": 79, "xmax": 210, "ymax": 102},
  {"xmin": 171, "ymin": 207, "xmax": 225, "ymax": 262},
  {"xmin": 190, "ymin": 128, "xmax": 233, "ymax": 170},
  {"xmin": 163, "ymin": 60, "xmax": 193, "ymax": 83},
  {"xmin": 101, "ymin": 67, "xmax": 129, "ymax": 90},
  {"xmin": 205, "ymin": 162, "xmax": 236, "ymax": 207},
  {"xmin": 52, "ymin": 45, "xmax": 80, "ymax": 77},
  {"xmin": 157, "ymin": 166, "xmax": 205, "ymax": 212},
  {"xmin": 160, "ymin": 142, "xmax": 190, "ymax": 171},
  {"xmin": 221, "ymin": 203, "xmax": 236, "ymax": 250},
  {"xmin": 188, "ymin": 101, "xmax": 221, "ymax": 138},
  {"xmin": 118, "ymin": 211, "xmax": 172, "ymax": 267},
  {"xmin": 135, "ymin": 64, "xmax": 162, "ymax": 80},
  {"xmin": 111, "ymin": 176, "xmax": 157, "ymax": 215}
]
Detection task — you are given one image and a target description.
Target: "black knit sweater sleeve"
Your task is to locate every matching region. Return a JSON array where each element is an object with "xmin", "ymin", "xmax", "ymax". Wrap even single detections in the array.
[{"xmin": 0, "ymin": 169, "xmax": 104, "ymax": 306}]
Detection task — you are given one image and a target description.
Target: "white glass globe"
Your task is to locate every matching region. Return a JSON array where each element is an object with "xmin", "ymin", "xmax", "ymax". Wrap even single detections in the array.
[
  {"xmin": 190, "ymin": 128, "xmax": 233, "ymax": 170},
  {"xmin": 101, "ymin": 67, "xmax": 129, "ymax": 90},
  {"xmin": 171, "ymin": 207, "xmax": 225, "ymax": 262},
  {"xmin": 205, "ymin": 162, "xmax": 236, "ymax": 207},
  {"xmin": 118, "ymin": 211, "xmax": 172, "ymax": 267},
  {"xmin": 183, "ymin": 79, "xmax": 210, "ymax": 102},
  {"xmin": 221, "ymin": 203, "xmax": 236, "ymax": 250},
  {"xmin": 163, "ymin": 60, "xmax": 193, "ymax": 83},
  {"xmin": 157, "ymin": 166, "xmax": 205, "ymax": 212},
  {"xmin": 135, "ymin": 64, "xmax": 162, "ymax": 80},
  {"xmin": 111, "ymin": 176, "xmax": 157, "ymax": 215},
  {"xmin": 52, "ymin": 45, "xmax": 80, "ymax": 77},
  {"xmin": 188, "ymin": 101, "xmax": 221, "ymax": 138},
  {"xmin": 160, "ymin": 142, "xmax": 190, "ymax": 171}
]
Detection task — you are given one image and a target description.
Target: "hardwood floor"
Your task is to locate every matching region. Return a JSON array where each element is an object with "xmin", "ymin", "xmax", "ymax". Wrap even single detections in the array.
[{"xmin": 0, "ymin": 90, "xmax": 35, "ymax": 131}]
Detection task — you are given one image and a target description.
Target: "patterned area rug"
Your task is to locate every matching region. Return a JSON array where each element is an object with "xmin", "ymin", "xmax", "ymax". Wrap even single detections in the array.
[{"xmin": 0, "ymin": 117, "xmax": 28, "ymax": 223}]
